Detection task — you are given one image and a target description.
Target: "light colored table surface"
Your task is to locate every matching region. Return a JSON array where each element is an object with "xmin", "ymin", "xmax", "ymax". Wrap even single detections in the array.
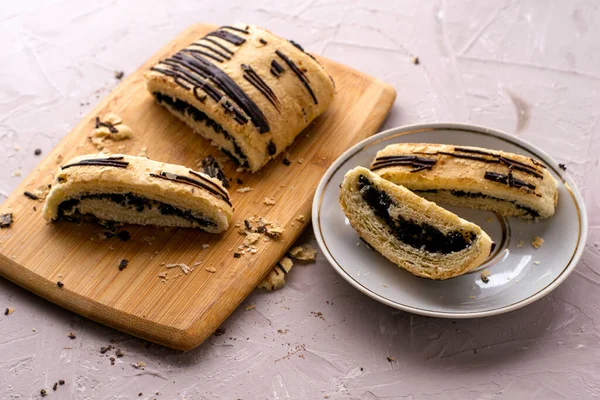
[{"xmin": 1, "ymin": 1, "xmax": 599, "ymax": 398}]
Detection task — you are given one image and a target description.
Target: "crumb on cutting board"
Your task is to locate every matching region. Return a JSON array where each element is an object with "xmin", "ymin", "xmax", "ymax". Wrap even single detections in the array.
[
  {"xmin": 90, "ymin": 113, "xmax": 133, "ymax": 150},
  {"xmin": 237, "ymin": 187, "xmax": 253, "ymax": 193}
]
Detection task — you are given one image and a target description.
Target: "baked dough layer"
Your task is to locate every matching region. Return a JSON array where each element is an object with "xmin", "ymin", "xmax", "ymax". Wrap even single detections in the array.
[
  {"xmin": 371, "ymin": 143, "xmax": 558, "ymax": 219},
  {"xmin": 146, "ymin": 24, "xmax": 335, "ymax": 172},
  {"xmin": 43, "ymin": 154, "xmax": 233, "ymax": 233},
  {"xmin": 339, "ymin": 167, "xmax": 493, "ymax": 280}
]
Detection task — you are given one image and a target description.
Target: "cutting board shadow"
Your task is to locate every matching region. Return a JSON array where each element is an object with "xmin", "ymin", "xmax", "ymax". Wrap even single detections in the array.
[{"xmin": 0, "ymin": 23, "xmax": 396, "ymax": 350}]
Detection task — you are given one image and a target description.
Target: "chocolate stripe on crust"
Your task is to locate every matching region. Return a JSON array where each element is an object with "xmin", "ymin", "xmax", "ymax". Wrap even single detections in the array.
[
  {"xmin": 270, "ymin": 60, "xmax": 284, "ymax": 77},
  {"xmin": 275, "ymin": 50, "xmax": 318, "ymax": 104},
  {"xmin": 165, "ymin": 51, "xmax": 270, "ymax": 133},
  {"xmin": 220, "ymin": 25, "xmax": 250, "ymax": 34},
  {"xmin": 484, "ymin": 171, "xmax": 536, "ymax": 191},
  {"xmin": 413, "ymin": 149, "xmax": 544, "ymax": 179},
  {"xmin": 150, "ymin": 171, "xmax": 232, "ymax": 206},
  {"xmin": 62, "ymin": 157, "xmax": 129, "ymax": 170},
  {"xmin": 182, "ymin": 48, "xmax": 224, "ymax": 63},
  {"xmin": 241, "ymin": 64, "xmax": 280, "ymax": 111},
  {"xmin": 206, "ymin": 30, "xmax": 246, "ymax": 45},
  {"xmin": 159, "ymin": 56, "xmax": 249, "ymax": 124},
  {"xmin": 371, "ymin": 155, "xmax": 437, "ymax": 172},
  {"xmin": 189, "ymin": 169, "xmax": 230, "ymax": 199},
  {"xmin": 454, "ymin": 147, "xmax": 544, "ymax": 177},
  {"xmin": 191, "ymin": 43, "xmax": 232, "ymax": 60},
  {"xmin": 202, "ymin": 37, "xmax": 234, "ymax": 55}
]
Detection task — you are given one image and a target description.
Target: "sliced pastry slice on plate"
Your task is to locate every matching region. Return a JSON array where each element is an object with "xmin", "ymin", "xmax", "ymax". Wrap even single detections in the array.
[
  {"xmin": 146, "ymin": 23, "xmax": 336, "ymax": 172},
  {"xmin": 43, "ymin": 154, "xmax": 233, "ymax": 233},
  {"xmin": 339, "ymin": 167, "xmax": 493, "ymax": 280},
  {"xmin": 371, "ymin": 143, "xmax": 558, "ymax": 219}
]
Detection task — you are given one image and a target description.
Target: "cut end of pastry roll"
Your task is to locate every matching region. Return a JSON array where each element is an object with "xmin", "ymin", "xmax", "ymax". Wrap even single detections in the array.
[
  {"xmin": 42, "ymin": 154, "xmax": 233, "ymax": 233},
  {"xmin": 339, "ymin": 167, "xmax": 493, "ymax": 280},
  {"xmin": 371, "ymin": 143, "xmax": 558, "ymax": 219},
  {"xmin": 146, "ymin": 23, "xmax": 336, "ymax": 172}
]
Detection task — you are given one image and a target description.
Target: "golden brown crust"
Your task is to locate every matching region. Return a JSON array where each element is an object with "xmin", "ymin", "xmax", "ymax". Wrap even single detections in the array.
[
  {"xmin": 42, "ymin": 154, "xmax": 233, "ymax": 233},
  {"xmin": 371, "ymin": 143, "xmax": 558, "ymax": 219},
  {"xmin": 146, "ymin": 24, "xmax": 335, "ymax": 172},
  {"xmin": 339, "ymin": 167, "xmax": 493, "ymax": 280}
]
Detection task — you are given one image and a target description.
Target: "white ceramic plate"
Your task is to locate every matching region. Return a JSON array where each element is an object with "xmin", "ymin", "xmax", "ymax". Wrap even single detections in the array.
[{"xmin": 312, "ymin": 123, "xmax": 587, "ymax": 318}]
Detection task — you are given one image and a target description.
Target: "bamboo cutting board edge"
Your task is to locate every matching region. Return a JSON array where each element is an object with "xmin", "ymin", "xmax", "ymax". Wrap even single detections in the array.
[{"xmin": 0, "ymin": 23, "xmax": 396, "ymax": 350}]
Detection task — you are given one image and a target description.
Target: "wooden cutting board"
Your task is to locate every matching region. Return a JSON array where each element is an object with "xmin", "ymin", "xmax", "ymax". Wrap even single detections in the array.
[{"xmin": 0, "ymin": 24, "xmax": 396, "ymax": 350}]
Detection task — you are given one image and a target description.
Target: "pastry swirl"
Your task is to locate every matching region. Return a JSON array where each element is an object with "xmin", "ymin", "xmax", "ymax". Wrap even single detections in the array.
[
  {"xmin": 146, "ymin": 24, "xmax": 336, "ymax": 172},
  {"xmin": 371, "ymin": 143, "xmax": 558, "ymax": 219},
  {"xmin": 43, "ymin": 154, "xmax": 233, "ymax": 233},
  {"xmin": 339, "ymin": 167, "xmax": 493, "ymax": 280}
]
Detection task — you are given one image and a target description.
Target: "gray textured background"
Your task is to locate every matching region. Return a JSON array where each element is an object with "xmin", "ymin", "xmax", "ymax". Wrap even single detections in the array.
[{"xmin": 1, "ymin": 1, "xmax": 599, "ymax": 398}]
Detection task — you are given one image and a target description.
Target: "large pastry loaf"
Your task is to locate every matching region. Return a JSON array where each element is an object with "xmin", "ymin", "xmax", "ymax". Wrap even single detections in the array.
[
  {"xmin": 146, "ymin": 24, "xmax": 335, "ymax": 172},
  {"xmin": 339, "ymin": 167, "xmax": 493, "ymax": 280},
  {"xmin": 43, "ymin": 154, "xmax": 233, "ymax": 233},
  {"xmin": 371, "ymin": 143, "xmax": 558, "ymax": 219}
]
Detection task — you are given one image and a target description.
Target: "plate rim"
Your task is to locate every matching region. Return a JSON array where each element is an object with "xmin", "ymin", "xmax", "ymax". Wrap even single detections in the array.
[{"xmin": 312, "ymin": 122, "xmax": 589, "ymax": 318}]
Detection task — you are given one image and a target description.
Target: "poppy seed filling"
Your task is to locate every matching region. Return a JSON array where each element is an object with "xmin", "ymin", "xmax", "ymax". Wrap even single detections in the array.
[
  {"xmin": 152, "ymin": 92, "xmax": 249, "ymax": 167},
  {"xmin": 57, "ymin": 192, "xmax": 216, "ymax": 227},
  {"xmin": 357, "ymin": 175, "xmax": 475, "ymax": 254},
  {"xmin": 414, "ymin": 189, "xmax": 540, "ymax": 218}
]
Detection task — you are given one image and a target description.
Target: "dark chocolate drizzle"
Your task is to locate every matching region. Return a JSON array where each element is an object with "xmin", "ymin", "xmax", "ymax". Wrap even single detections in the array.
[
  {"xmin": 453, "ymin": 147, "xmax": 544, "ymax": 178},
  {"xmin": 61, "ymin": 156, "xmax": 129, "ymax": 170},
  {"xmin": 202, "ymin": 37, "xmax": 234, "ymax": 55},
  {"xmin": 206, "ymin": 30, "xmax": 246, "ymax": 45},
  {"xmin": 371, "ymin": 155, "xmax": 437, "ymax": 173},
  {"xmin": 161, "ymin": 51, "xmax": 270, "ymax": 133},
  {"xmin": 191, "ymin": 42, "xmax": 232, "ymax": 60},
  {"xmin": 270, "ymin": 60, "xmax": 284, "ymax": 77},
  {"xmin": 150, "ymin": 171, "xmax": 231, "ymax": 206},
  {"xmin": 411, "ymin": 147, "xmax": 544, "ymax": 179},
  {"xmin": 288, "ymin": 39, "xmax": 305, "ymax": 52},
  {"xmin": 484, "ymin": 171, "xmax": 536, "ymax": 191},
  {"xmin": 182, "ymin": 48, "xmax": 224, "ymax": 63},
  {"xmin": 220, "ymin": 25, "xmax": 250, "ymax": 35},
  {"xmin": 241, "ymin": 64, "xmax": 280, "ymax": 111},
  {"xmin": 259, "ymin": 38, "xmax": 267, "ymax": 44},
  {"xmin": 158, "ymin": 54, "xmax": 248, "ymax": 124},
  {"xmin": 275, "ymin": 50, "xmax": 318, "ymax": 104}
]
